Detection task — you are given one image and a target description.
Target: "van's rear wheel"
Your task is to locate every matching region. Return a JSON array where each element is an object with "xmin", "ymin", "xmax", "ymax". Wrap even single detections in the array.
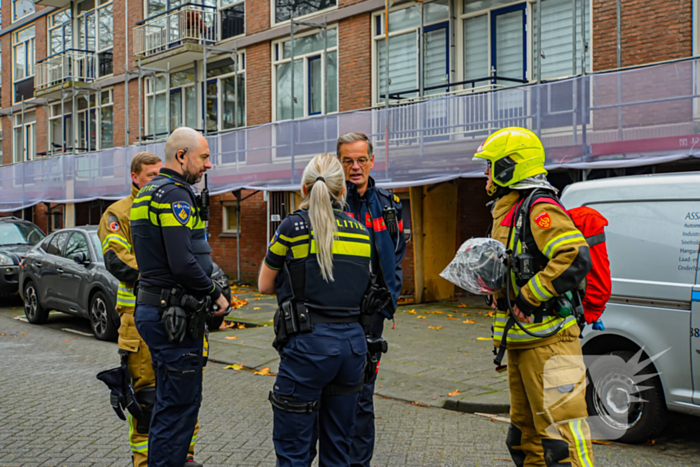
[{"xmin": 585, "ymin": 350, "xmax": 667, "ymax": 444}]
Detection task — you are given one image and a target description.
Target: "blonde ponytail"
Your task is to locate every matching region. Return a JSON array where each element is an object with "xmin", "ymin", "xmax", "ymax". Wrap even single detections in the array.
[{"xmin": 300, "ymin": 153, "xmax": 347, "ymax": 282}]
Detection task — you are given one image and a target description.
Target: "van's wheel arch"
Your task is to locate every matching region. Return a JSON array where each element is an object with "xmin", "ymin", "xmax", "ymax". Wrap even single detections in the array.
[{"xmin": 585, "ymin": 349, "xmax": 667, "ymax": 444}]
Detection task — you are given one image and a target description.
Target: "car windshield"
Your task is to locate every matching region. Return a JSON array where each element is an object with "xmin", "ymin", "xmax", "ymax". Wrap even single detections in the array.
[
  {"xmin": 89, "ymin": 232, "xmax": 104, "ymax": 261},
  {"xmin": 0, "ymin": 223, "xmax": 45, "ymax": 246}
]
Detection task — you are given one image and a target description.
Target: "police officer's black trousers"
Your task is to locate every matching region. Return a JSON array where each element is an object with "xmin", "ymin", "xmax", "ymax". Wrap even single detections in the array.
[
  {"xmin": 272, "ymin": 323, "xmax": 367, "ymax": 467},
  {"xmin": 134, "ymin": 303, "xmax": 204, "ymax": 467}
]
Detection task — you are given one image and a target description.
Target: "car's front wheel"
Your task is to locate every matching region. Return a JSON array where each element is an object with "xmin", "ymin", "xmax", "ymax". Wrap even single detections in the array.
[
  {"xmin": 585, "ymin": 350, "xmax": 668, "ymax": 444},
  {"xmin": 23, "ymin": 280, "xmax": 49, "ymax": 324},
  {"xmin": 89, "ymin": 290, "xmax": 118, "ymax": 341}
]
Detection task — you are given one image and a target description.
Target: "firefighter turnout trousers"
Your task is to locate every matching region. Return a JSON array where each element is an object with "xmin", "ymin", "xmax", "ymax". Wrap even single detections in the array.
[{"xmin": 506, "ymin": 334, "xmax": 594, "ymax": 467}]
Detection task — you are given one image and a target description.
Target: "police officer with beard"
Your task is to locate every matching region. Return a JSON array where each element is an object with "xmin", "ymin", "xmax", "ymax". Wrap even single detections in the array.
[{"xmin": 131, "ymin": 127, "xmax": 229, "ymax": 467}]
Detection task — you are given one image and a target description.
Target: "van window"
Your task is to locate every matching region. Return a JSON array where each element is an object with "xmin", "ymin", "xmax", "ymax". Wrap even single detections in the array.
[{"xmin": 592, "ymin": 201, "xmax": 700, "ymax": 302}]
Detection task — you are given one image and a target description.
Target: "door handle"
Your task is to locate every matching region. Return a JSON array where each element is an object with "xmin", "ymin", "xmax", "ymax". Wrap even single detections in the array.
[{"xmin": 57, "ymin": 268, "xmax": 64, "ymax": 273}]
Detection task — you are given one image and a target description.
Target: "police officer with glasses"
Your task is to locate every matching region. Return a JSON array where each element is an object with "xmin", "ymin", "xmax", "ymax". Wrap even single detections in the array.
[
  {"xmin": 337, "ymin": 132, "xmax": 406, "ymax": 467},
  {"xmin": 259, "ymin": 153, "xmax": 390, "ymax": 467},
  {"xmin": 131, "ymin": 127, "xmax": 229, "ymax": 467}
]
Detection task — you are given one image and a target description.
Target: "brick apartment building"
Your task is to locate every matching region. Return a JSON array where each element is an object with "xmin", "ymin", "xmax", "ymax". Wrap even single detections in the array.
[{"xmin": 0, "ymin": 0, "xmax": 698, "ymax": 299}]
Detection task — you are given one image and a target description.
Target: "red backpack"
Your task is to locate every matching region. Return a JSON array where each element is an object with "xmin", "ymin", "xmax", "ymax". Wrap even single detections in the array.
[{"xmin": 516, "ymin": 190, "xmax": 612, "ymax": 324}]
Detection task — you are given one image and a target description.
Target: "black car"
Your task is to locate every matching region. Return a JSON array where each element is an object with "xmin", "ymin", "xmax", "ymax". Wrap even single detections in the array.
[
  {"xmin": 19, "ymin": 226, "xmax": 121, "ymax": 341},
  {"xmin": 19, "ymin": 225, "xmax": 232, "ymax": 340},
  {"xmin": 0, "ymin": 217, "xmax": 46, "ymax": 297}
]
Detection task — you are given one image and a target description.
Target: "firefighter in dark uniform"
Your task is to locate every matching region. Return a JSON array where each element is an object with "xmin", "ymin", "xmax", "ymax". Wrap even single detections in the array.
[
  {"xmin": 474, "ymin": 127, "xmax": 594, "ymax": 467},
  {"xmin": 131, "ymin": 127, "xmax": 229, "ymax": 467},
  {"xmin": 259, "ymin": 153, "xmax": 381, "ymax": 467},
  {"xmin": 336, "ymin": 132, "xmax": 406, "ymax": 467}
]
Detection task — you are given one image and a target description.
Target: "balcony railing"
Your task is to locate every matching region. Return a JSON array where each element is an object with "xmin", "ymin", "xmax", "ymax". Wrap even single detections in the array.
[
  {"xmin": 133, "ymin": 4, "xmax": 218, "ymax": 57},
  {"xmin": 35, "ymin": 49, "xmax": 96, "ymax": 92}
]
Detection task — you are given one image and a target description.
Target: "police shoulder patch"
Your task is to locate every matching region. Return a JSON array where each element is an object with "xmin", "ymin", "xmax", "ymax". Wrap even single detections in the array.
[
  {"xmin": 108, "ymin": 215, "xmax": 121, "ymax": 232},
  {"xmin": 172, "ymin": 202, "xmax": 192, "ymax": 225},
  {"xmin": 393, "ymin": 194, "xmax": 400, "ymax": 203}
]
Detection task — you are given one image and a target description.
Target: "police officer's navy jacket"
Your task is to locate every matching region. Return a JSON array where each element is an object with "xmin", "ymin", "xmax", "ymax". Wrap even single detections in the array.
[
  {"xmin": 265, "ymin": 210, "xmax": 371, "ymax": 319},
  {"xmin": 345, "ymin": 177, "xmax": 406, "ymax": 319},
  {"xmin": 130, "ymin": 168, "xmax": 221, "ymax": 300}
]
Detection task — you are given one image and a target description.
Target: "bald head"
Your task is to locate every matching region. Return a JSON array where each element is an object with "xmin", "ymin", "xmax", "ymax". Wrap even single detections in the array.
[
  {"xmin": 164, "ymin": 127, "xmax": 213, "ymax": 184},
  {"xmin": 165, "ymin": 127, "xmax": 206, "ymax": 164}
]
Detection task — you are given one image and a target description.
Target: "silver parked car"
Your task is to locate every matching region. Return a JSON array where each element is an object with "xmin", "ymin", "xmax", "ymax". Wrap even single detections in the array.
[{"xmin": 561, "ymin": 172, "xmax": 700, "ymax": 443}]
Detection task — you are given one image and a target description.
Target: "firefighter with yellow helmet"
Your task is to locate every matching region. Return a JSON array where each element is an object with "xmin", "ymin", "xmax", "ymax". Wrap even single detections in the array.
[{"xmin": 473, "ymin": 127, "xmax": 595, "ymax": 467}]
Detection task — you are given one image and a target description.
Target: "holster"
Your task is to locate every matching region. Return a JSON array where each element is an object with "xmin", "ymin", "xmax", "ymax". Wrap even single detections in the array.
[
  {"xmin": 364, "ymin": 336, "xmax": 388, "ymax": 382},
  {"xmin": 272, "ymin": 300, "xmax": 313, "ymax": 351},
  {"xmin": 95, "ymin": 351, "xmax": 143, "ymax": 421}
]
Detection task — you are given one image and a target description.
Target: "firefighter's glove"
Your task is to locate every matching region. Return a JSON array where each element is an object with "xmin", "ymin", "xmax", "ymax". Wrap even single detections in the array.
[{"xmin": 96, "ymin": 366, "xmax": 143, "ymax": 421}]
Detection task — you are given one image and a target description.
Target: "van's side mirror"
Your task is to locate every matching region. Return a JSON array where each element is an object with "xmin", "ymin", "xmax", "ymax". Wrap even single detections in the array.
[{"xmin": 73, "ymin": 252, "xmax": 89, "ymax": 265}]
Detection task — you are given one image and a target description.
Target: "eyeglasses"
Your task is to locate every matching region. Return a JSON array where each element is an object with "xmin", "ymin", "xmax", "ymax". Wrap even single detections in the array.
[{"xmin": 340, "ymin": 157, "xmax": 370, "ymax": 167}]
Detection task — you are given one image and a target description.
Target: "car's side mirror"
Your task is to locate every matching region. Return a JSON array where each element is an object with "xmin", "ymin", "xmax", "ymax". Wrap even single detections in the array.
[{"xmin": 73, "ymin": 252, "xmax": 89, "ymax": 265}]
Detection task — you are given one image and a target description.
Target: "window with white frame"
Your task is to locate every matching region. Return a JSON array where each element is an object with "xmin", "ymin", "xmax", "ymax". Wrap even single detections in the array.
[
  {"xmin": 274, "ymin": 0, "xmax": 335, "ymax": 23},
  {"xmin": 220, "ymin": 0, "xmax": 244, "ymax": 40},
  {"xmin": 372, "ymin": 1, "xmax": 450, "ymax": 104},
  {"xmin": 12, "ymin": 25, "xmax": 35, "ymax": 103},
  {"xmin": 76, "ymin": 0, "xmax": 114, "ymax": 77},
  {"xmin": 145, "ymin": 68, "xmax": 199, "ymax": 139},
  {"xmin": 74, "ymin": 89, "xmax": 113, "ymax": 151},
  {"xmin": 460, "ymin": 0, "xmax": 590, "ymax": 87},
  {"xmin": 222, "ymin": 200, "xmax": 239, "ymax": 234},
  {"xmin": 12, "ymin": 0, "xmax": 34, "ymax": 22},
  {"xmin": 206, "ymin": 55, "xmax": 246, "ymax": 132},
  {"xmin": 48, "ymin": 9, "xmax": 73, "ymax": 56},
  {"xmin": 49, "ymin": 102, "xmax": 73, "ymax": 154},
  {"xmin": 273, "ymin": 28, "xmax": 337, "ymax": 120},
  {"xmin": 13, "ymin": 113, "xmax": 35, "ymax": 163}
]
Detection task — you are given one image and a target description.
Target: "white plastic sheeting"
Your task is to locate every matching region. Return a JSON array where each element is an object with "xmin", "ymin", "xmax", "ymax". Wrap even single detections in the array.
[{"xmin": 3, "ymin": 58, "xmax": 700, "ymax": 212}]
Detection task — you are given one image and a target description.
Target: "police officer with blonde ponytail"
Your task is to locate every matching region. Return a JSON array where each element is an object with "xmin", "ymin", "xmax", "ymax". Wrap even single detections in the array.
[{"xmin": 259, "ymin": 153, "xmax": 375, "ymax": 467}]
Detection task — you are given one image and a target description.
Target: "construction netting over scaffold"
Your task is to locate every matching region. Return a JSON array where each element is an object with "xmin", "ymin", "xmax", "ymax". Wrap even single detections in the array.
[{"xmin": 3, "ymin": 57, "xmax": 700, "ymax": 212}]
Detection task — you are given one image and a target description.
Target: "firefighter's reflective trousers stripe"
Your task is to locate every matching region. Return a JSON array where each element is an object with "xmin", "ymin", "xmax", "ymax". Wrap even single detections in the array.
[
  {"xmin": 118, "ymin": 307, "xmax": 199, "ymax": 467},
  {"xmin": 506, "ymin": 335, "xmax": 594, "ymax": 467}
]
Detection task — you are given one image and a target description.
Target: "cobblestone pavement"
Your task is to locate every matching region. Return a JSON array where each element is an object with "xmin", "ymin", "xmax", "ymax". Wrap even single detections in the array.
[{"xmin": 2, "ymin": 308, "xmax": 700, "ymax": 466}]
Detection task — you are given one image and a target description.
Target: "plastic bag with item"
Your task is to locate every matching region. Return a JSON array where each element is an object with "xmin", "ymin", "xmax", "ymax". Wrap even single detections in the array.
[{"xmin": 440, "ymin": 238, "xmax": 507, "ymax": 295}]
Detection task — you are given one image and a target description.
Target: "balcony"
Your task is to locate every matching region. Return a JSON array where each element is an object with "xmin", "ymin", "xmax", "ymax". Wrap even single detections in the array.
[
  {"xmin": 133, "ymin": 4, "xmax": 218, "ymax": 68},
  {"xmin": 34, "ymin": 49, "xmax": 97, "ymax": 98}
]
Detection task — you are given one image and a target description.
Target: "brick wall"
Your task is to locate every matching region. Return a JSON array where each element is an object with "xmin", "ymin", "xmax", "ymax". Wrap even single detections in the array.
[
  {"xmin": 208, "ymin": 190, "xmax": 269, "ymax": 283},
  {"xmin": 339, "ymin": 13, "xmax": 372, "ymax": 112},
  {"xmin": 246, "ymin": 42, "xmax": 272, "ymax": 126},
  {"xmin": 247, "ymin": 0, "xmax": 270, "ymax": 35},
  {"xmin": 593, "ymin": 0, "xmax": 692, "ymax": 71}
]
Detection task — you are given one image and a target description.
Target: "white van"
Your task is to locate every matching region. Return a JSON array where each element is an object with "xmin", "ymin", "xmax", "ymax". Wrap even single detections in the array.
[{"xmin": 561, "ymin": 172, "xmax": 700, "ymax": 443}]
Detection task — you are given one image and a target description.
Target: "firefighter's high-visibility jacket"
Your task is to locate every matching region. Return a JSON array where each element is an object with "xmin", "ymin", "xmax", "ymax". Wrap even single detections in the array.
[
  {"xmin": 98, "ymin": 184, "xmax": 140, "ymax": 311},
  {"xmin": 491, "ymin": 191, "xmax": 592, "ymax": 349}
]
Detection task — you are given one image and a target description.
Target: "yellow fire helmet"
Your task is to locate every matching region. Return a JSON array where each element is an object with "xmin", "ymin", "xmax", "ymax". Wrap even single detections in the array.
[{"xmin": 473, "ymin": 127, "xmax": 547, "ymax": 195}]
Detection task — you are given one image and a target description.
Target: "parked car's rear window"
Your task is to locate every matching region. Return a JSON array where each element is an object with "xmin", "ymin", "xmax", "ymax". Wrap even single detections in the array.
[
  {"xmin": 0, "ymin": 223, "xmax": 45, "ymax": 246},
  {"xmin": 89, "ymin": 232, "xmax": 104, "ymax": 261}
]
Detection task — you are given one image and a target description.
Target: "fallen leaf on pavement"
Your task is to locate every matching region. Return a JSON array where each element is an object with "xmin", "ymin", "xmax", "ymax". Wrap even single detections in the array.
[
  {"xmin": 254, "ymin": 367, "xmax": 275, "ymax": 376},
  {"xmin": 231, "ymin": 295, "xmax": 249, "ymax": 309},
  {"xmin": 408, "ymin": 310, "xmax": 416, "ymax": 314},
  {"xmin": 253, "ymin": 307, "xmax": 261, "ymax": 310},
  {"xmin": 644, "ymin": 439, "xmax": 656, "ymax": 446},
  {"xmin": 485, "ymin": 311, "xmax": 495, "ymax": 317},
  {"xmin": 447, "ymin": 314, "xmax": 453, "ymax": 317},
  {"xmin": 592, "ymin": 440, "xmax": 612, "ymax": 445},
  {"xmin": 457, "ymin": 303, "xmax": 467, "ymax": 308},
  {"xmin": 477, "ymin": 337, "xmax": 491, "ymax": 341},
  {"xmin": 448, "ymin": 389, "xmax": 461, "ymax": 397},
  {"xmin": 463, "ymin": 320, "xmax": 477, "ymax": 324},
  {"xmin": 417, "ymin": 316, "xmax": 427, "ymax": 319},
  {"xmin": 269, "ymin": 319, "xmax": 274, "ymax": 322},
  {"xmin": 65, "ymin": 339, "xmax": 70, "ymax": 342},
  {"xmin": 0, "ymin": 333, "xmax": 5, "ymax": 336},
  {"xmin": 428, "ymin": 326, "xmax": 443, "ymax": 330},
  {"xmin": 224, "ymin": 364, "xmax": 243, "ymax": 371},
  {"xmin": 254, "ymin": 298, "xmax": 261, "ymax": 301},
  {"xmin": 239, "ymin": 324, "xmax": 246, "ymax": 329},
  {"xmin": 433, "ymin": 311, "xmax": 444, "ymax": 314},
  {"xmin": 447, "ymin": 318, "xmax": 457, "ymax": 320},
  {"xmin": 224, "ymin": 336, "xmax": 238, "ymax": 340}
]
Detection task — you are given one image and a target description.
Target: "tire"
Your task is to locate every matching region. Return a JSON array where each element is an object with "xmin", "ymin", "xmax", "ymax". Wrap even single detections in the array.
[
  {"xmin": 23, "ymin": 280, "xmax": 49, "ymax": 324},
  {"xmin": 585, "ymin": 350, "xmax": 668, "ymax": 444},
  {"xmin": 89, "ymin": 290, "xmax": 118, "ymax": 341}
]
